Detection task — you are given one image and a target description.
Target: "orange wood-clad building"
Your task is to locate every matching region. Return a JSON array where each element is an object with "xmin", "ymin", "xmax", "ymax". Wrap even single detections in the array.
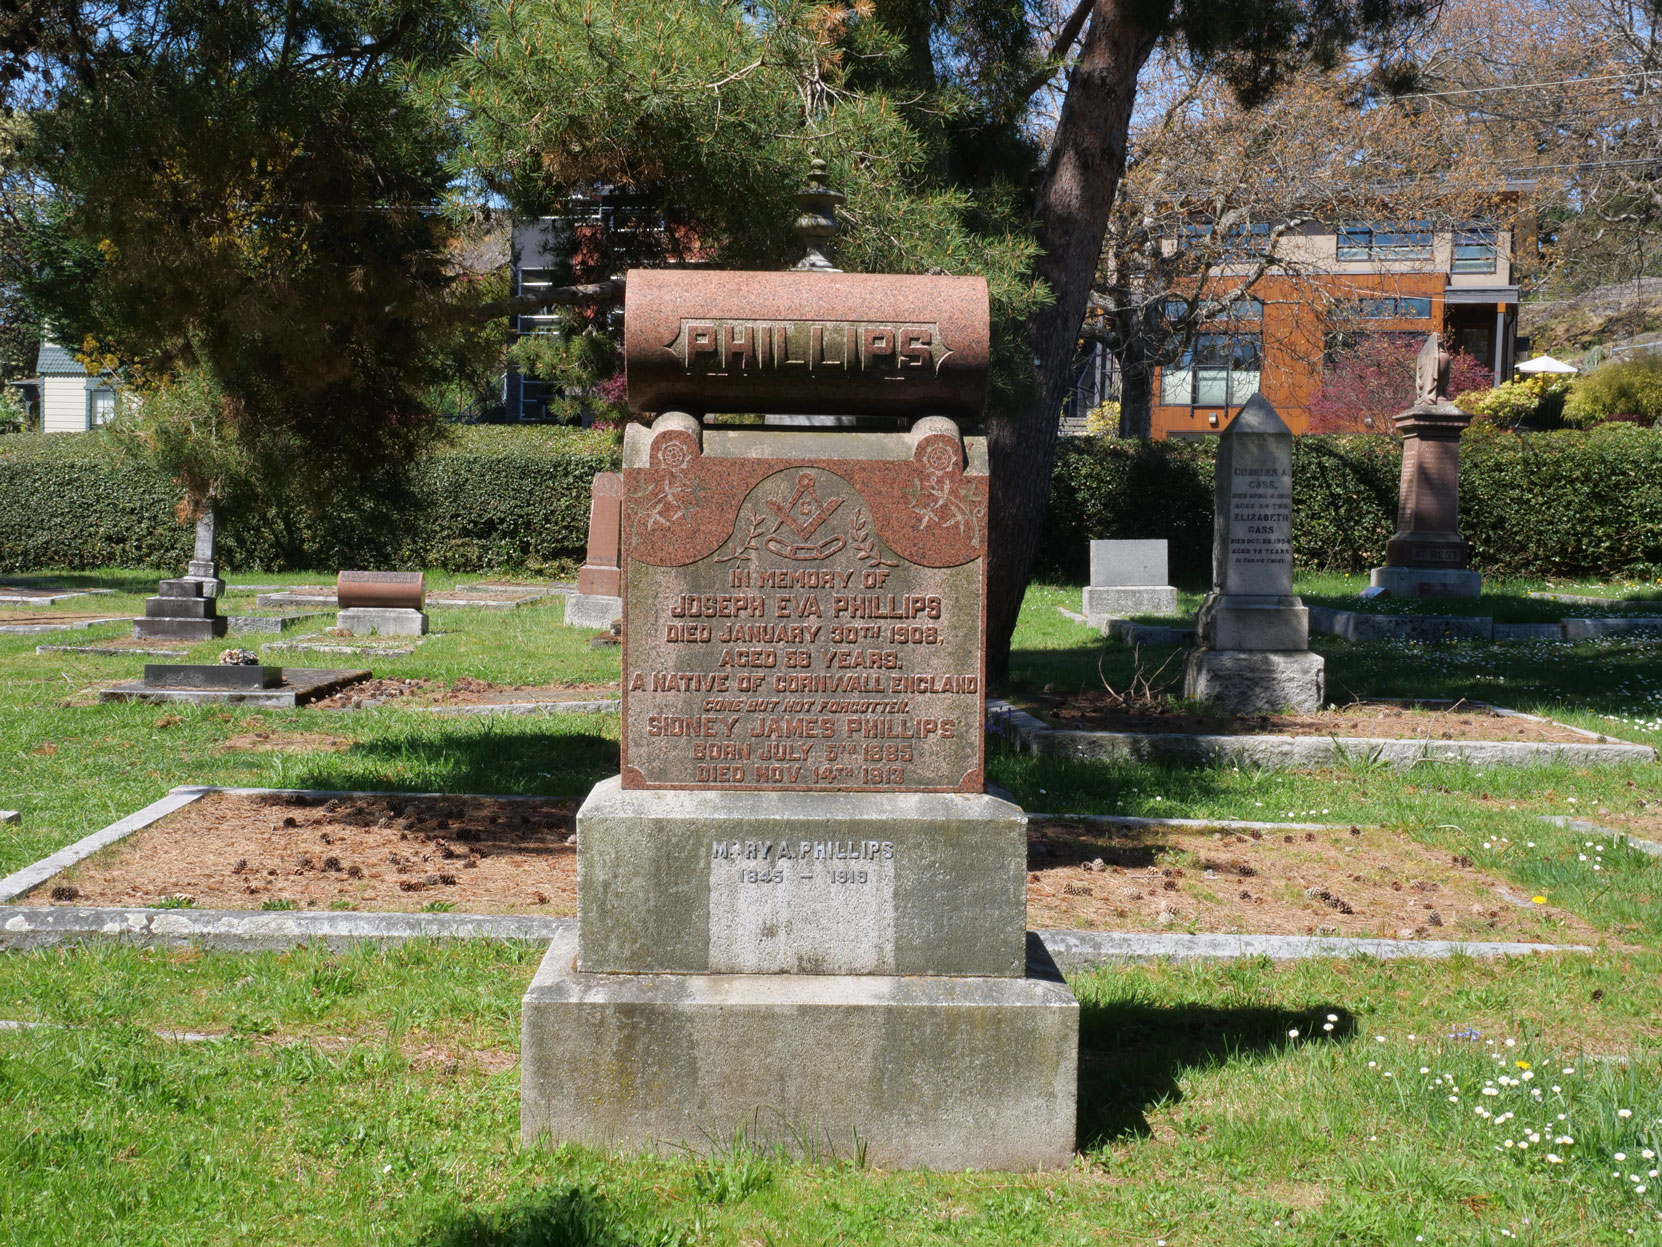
[{"xmin": 1150, "ymin": 219, "xmax": 1521, "ymax": 439}]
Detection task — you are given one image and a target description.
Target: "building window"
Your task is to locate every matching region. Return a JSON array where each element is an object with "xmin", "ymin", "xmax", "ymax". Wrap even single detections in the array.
[
  {"xmin": 1176, "ymin": 222, "xmax": 1272, "ymax": 256},
  {"xmin": 1337, "ymin": 222, "xmax": 1434, "ymax": 263},
  {"xmin": 515, "ymin": 268, "xmax": 562, "ymax": 334},
  {"xmin": 1452, "ymin": 227, "xmax": 1497, "ymax": 274},
  {"xmin": 1164, "ymin": 295, "xmax": 1262, "ymax": 324},
  {"xmin": 88, "ymin": 387, "xmax": 116, "ymax": 427},
  {"xmin": 1161, "ymin": 332, "xmax": 1262, "ymax": 406},
  {"xmin": 1353, "ymin": 296, "xmax": 1433, "ymax": 319}
]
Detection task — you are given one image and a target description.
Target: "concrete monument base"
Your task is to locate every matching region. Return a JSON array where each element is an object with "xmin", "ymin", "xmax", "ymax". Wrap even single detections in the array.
[
  {"xmin": 564, "ymin": 592, "xmax": 623, "ymax": 630},
  {"xmin": 521, "ymin": 927, "xmax": 1079, "ymax": 1170},
  {"xmin": 1195, "ymin": 594, "xmax": 1309, "ymax": 651},
  {"xmin": 1182, "ymin": 648, "xmax": 1325, "ymax": 715},
  {"xmin": 335, "ymin": 607, "xmax": 428, "ymax": 636},
  {"xmin": 576, "ymin": 777, "xmax": 1026, "ymax": 977},
  {"xmin": 1368, "ymin": 566, "xmax": 1482, "ymax": 600},
  {"xmin": 1082, "ymin": 584, "xmax": 1179, "ymax": 628}
]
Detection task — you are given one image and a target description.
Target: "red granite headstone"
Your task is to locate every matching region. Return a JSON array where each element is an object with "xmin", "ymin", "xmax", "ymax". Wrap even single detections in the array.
[
  {"xmin": 618, "ymin": 265, "xmax": 992, "ymax": 795},
  {"xmin": 576, "ymin": 473, "xmax": 622, "ymax": 598}
]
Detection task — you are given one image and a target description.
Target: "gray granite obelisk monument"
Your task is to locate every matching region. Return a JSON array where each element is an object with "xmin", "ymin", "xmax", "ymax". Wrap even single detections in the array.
[{"xmin": 1182, "ymin": 394, "xmax": 1325, "ymax": 714}]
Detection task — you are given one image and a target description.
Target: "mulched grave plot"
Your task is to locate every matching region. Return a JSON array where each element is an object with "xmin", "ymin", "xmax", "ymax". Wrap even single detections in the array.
[
  {"xmin": 315, "ymin": 676, "xmax": 618, "ymax": 711},
  {"xmin": 1025, "ymin": 820, "xmax": 1607, "ymax": 944},
  {"xmin": 1032, "ymin": 696, "xmax": 1614, "ymax": 745},
  {"xmin": 23, "ymin": 791, "xmax": 576, "ymax": 915},
  {"xmin": 19, "ymin": 790, "xmax": 1604, "ymax": 943}
]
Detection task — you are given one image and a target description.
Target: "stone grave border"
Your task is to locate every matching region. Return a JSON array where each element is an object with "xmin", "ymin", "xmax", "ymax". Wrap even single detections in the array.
[
  {"xmin": 225, "ymin": 612, "xmax": 330, "ymax": 634},
  {"xmin": 0, "ymin": 586, "xmax": 115, "ymax": 606},
  {"xmin": 0, "ymin": 784, "xmax": 1593, "ymax": 963},
  {"xmin": 1309, "ymin": 605, "xmax": 1662, "ymax": 644},
  {"xmin": 409, "ymin": 698, "xmax": 621, "ymax": 717},
  {"xmin": 988, "ymin": 698, "xmax": 1658, "ymax": 769},
  {"xmin": 37, "ymin": 643, "xmax": 187, "ymax": 657},
  {"xmin": 262, "ymin": 634, "xmax": 429, "ymax": 658},
  {"xmin": 0, "ymin": 616, "xmax": 127, "ymax": 636},
  {"xmin": 98, "ymin": 668, "xmax": 370, "ymax": 707},
  {"xmin": 1057, "ymin": 603, "xmax": 1662, "ymax": 647}
]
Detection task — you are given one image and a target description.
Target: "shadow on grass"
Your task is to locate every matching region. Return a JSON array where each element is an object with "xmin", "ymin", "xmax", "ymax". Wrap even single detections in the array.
[
  {"xmin": 1077, "ymin": 999, "xmax": 1354, "ymax": 1148},
  {"xmin": 289, "ymin": 721, "xmax": 620, "ymax": 799},
  {"xmin": 419, "ymin": 1181, "xmax": 678, "ymax": 1247},
  {"xmin": 1003, "ymin": 631, "xmax": 1189, "ymax": 701}
]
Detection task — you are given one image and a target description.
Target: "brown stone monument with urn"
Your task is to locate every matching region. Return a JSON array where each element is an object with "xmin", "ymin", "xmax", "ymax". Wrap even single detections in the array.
[
  {"xmin": 519, "ymin": 163, "xmax": 1078, "ymax": 1171},
  {"xmin": 1370, "ymin": 334, "xmax": 1483, "ymax": 599}
]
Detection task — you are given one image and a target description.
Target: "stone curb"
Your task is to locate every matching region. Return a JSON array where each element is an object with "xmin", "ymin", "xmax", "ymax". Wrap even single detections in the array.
[
  {"xmin": 409, "ymin": 699, "xmax": 621, "ymax": 716},
  {"xmin": 0, "ymin": 906, "xmax": 570, "ymax": 951},
  {"xmin": 1024, "ymin": 812, "xmax": 1354, "ymax": 833},
  {"xmin": 986, "ymin": 700, "xmax": 1658, "ymax": 770},
  {"xmin": 1036, "ymin": 930, "xmax": 1591, "ymax": 970},
  {"xmin": 1539, "ymin": 815, "xmax": 1662, "ymax": 859},
  {"xmin": 0, "ymin": 904, "xmax": 1593, "ymax": 964},
  {"xmin": 0, "ymin": 616, "xmax": 126, "ymax": 635},
  {"xmin": 97, "ymin": 668, "xmax": 370, "ymax": 708},
  {"xmin": 1309, "ymin": 604, "xmax": 1662, "ymax": 644},
  {"xmin": 0, "ymin": 786, "xmax": 207, "ymax": 904},
  {"xmin": 0, "ymin": 784, "xmax": 574, "ymax": 907}
]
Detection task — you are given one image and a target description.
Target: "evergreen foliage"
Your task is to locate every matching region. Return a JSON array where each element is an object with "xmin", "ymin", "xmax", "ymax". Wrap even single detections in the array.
[
  {"xmin": 8, "ymin": 1, "xmax": 501, "ymax": 509},
  {"xmin": 8, "ymin": 424, "xmax": 1661, "ymax": 583}
]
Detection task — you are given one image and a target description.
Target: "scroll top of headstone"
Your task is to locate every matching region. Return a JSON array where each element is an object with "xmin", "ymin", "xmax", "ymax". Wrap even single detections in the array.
[
  {"xmin": 623, "ymin": 269, "xmax": 990, "ymax": 419},
  {"xmin": 336, "ymin": 570, "xmax": 424, "ymax": 611}
]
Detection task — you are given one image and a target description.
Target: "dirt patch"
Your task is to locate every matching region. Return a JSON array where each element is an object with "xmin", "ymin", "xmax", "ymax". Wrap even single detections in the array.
[
  {"xmin": 218, "ymin": 732, "xmax": 353, "ymax": 754},
  {"xmin": 23, "ymin": 791, "xmax": 576, "ymax": 915},
  {"xmin": 315, "ymin": 676, "xmax": 616, "ymax": 711},
  {"xmin": 20, "ymin": 792, "xmax": 1614, "ymax": 942},
  {"xmin": 1033, "ymin": 697, "xmax": 1613, "ymax": 745},
  {"xmin": 0, "ymin": 610, "xmax": 124, "ymax": 626},
  {"xmin": 1026, "ymin": 821, "xmax": 1610, "ymax": 944}
]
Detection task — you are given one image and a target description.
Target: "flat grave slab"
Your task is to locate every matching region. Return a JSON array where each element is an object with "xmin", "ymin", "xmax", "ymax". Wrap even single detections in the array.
[
  {"xmin": 308, "ymin": 677, "xmax": 619, "ymax": 713},
  {"xmin": 460, "ymin": 581, "xmax": 573, "ymax": 596},
  {"xmin": 991, "ymin": 697, "xmax": 1657, "ymax": 769},
  {"xmin": 0, "ymin": 585, "xmax": 114, "ymax": 606},
  {"xmin": 262, "ymin": 632, "xmax": 426, "ymax": 658},
  {"xmin": 425, "ymin": 590, "xmax": 549, "ymax": 609},
  {"xmin": 225, "ymin": 612, "xmax": 329, "ymax": 633},
  {"xmin": 1310, "ymin": 604, "xmax": 1662, "ymax": 643},
  {"xmin": 254, "ymin": 587, "xmax": 336, "ymax": 608},
  {"xmin": 38, "ymin": 640, "xmax": 190, "ymax": 657},
  {"xmin": 98, "ymin": 667, "xmax": 369, "ymax": 707},
  {"xmin": 0, "ymin": 611, "xmax": 128, "ymax": 635}
]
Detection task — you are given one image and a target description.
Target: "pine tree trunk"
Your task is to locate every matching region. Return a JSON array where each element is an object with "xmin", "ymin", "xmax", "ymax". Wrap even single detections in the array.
[{"xmin": 984, "ymin": 1, "xmax": 1157, "ymax": 682}]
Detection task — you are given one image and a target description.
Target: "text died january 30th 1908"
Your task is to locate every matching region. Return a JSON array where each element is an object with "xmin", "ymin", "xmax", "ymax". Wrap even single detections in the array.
[{"xmin": 623, "ymin": 456, "xmax": 986, "ymax": 794}]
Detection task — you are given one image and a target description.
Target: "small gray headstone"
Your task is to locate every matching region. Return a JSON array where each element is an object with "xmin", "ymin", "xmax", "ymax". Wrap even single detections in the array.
[{"xmin": 1089, "ymin": 540, "xmax": 1168, "ymax": 588}]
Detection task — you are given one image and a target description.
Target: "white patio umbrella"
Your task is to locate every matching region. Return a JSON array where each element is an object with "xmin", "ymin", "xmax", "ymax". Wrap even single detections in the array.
[{"xmin": 1516, "ymin": 355, "xmax": 1579, "ymax": 375}]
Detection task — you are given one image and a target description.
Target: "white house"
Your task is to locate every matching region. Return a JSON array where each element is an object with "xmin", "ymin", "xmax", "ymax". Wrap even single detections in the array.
[{"xmin": 20, "ymin": 340, "xmax": 123, "ymax": 432}]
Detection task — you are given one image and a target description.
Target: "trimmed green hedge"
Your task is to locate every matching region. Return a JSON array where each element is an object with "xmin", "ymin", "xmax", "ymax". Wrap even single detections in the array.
[
  {"xmin": 4, "ymin": 423, "xmax": 1660, "ymax": 581},
  {"xmin": 0, "ymin": 425, "xmax": 621, "ymax": 574},
  {"xmin": 1041, "ymin": 426, "xmax": 1662, "ymax": 583}
]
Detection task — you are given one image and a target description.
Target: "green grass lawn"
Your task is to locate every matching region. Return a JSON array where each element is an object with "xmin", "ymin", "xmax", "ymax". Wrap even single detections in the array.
[{"xmin": 1, "ymin": 569, "xmax": 1660, "ymax": 1245}]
